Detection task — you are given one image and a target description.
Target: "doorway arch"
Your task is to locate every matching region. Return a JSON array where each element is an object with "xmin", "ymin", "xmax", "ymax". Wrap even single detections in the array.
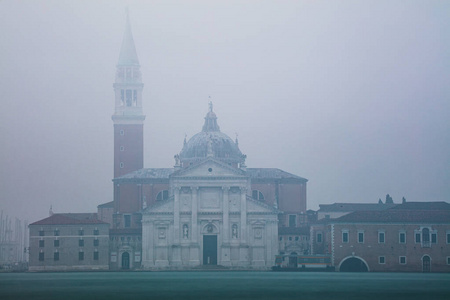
[
  {"xmin": 339, "ymin": 256, "xmax": 369, "ymax": 272},
  {"xmin": 121, "ymin": 252, "xmax": 130, "ymax": 270},
  {"xmin": 422, "ymin": 255, "xmax": 431, "ymax": 272}
]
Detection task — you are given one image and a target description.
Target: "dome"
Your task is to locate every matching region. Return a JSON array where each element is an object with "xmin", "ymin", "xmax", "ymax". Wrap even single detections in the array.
[{"xmin": 179, "ymin": 103, "xmax": 243, "ymax": 166}]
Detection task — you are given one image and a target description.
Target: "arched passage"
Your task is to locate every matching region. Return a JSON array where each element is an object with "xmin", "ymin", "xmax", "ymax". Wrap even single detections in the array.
[{"xmin": 339, "ymin": 257, "xmax": 369, "ymax": 272}]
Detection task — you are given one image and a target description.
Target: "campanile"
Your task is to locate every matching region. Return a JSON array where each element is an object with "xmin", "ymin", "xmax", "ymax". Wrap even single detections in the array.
[{"xmin": 112, "ymin": 12, "xmax": 145, "ymax": 179}]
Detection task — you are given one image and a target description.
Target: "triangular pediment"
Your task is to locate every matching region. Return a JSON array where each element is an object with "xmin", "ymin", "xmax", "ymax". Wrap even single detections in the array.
[
  {"xmin": 172, "ymin": 157, "xmax": 246, "ymax": 178},
  {"xmin": 247, "ymin": 196, "xmax": 279, "ymax": 214},
  {"xmin": 142, "ymin": 198, "xmax": 174, "ymax": 214}
]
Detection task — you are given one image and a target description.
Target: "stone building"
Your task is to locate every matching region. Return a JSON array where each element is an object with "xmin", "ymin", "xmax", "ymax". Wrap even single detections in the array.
[
  {"xmin": 106, "ymin": 15, "xmax": 308, "ymax": 270},
  {"xmin": 311, "ymin": 202, "xmax": 450, "ymax": 272},
  {"xmin": 28, "ymin": 213, "xmax": 109, "ymax": 271}
]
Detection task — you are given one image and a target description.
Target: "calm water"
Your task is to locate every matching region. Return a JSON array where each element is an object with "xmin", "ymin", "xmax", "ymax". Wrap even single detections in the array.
[{"xmin": 0, "ymin": 271, "xmax": 449, "ymax": 300}]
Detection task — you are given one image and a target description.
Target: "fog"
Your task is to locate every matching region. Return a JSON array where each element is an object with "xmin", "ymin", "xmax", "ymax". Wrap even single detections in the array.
[{"xmin": 1, "ymin": 0, "xmax": 449, "ymax": 223}]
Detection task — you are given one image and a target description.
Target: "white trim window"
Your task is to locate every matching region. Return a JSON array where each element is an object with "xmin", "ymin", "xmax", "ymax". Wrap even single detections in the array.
[
  {"xmin": 342, "ymin": 230, "xmax": 349, "ymax": 243},
  {"xmin": 379, "ymin": 256, "xmax": 385, "ymax": 264},
  {"xmin": 378, "ymin": 230, "xmax": 385, "ymax": 244},
  {"xmin": 399, "ymin": 256, "xmax": 407, "ymax": 265}
]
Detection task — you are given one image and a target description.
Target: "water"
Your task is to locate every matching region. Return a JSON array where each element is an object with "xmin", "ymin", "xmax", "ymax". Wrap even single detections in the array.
[{"xmin": 0, "ymin": 271, "xmax": 449, "ymax": 300}]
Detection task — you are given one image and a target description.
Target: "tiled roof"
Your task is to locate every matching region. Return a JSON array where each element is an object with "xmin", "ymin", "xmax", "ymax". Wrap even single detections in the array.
[
  {"xmin": 389, "ymin": 201, "xmax": 450, "ymax": 211},
  {"xmin": 319, "ymin": 203, "xmax": 396, "ymax": 212},
  {"xmin": 30, "ymin": 213, "xmax": 107, "ymax": 226},
  {"xmin": 246, "ymin": 168, "xmax": 307, "ymax": 181},
  {"xmin": 333, "ymin": 210, "xmax": 450, "ymax": 224},
  {"xmin": 115, "ymin": 168, "xmax": 174, "ymax": 180},
  {"xmin": 97, "ymin": 201, "xmax": 114, "ymax": 208}
]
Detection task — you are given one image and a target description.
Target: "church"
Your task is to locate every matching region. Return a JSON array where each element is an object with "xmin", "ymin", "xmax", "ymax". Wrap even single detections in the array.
[{"xmin": 103, "ymin": 14, "xmax": 308, "ymax": 270}]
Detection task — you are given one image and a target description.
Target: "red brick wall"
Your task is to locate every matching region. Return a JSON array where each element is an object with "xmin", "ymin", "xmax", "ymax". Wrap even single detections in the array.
[{"xmin": 114, "ymin": 124, "xmax": 143, "ymax": 178}]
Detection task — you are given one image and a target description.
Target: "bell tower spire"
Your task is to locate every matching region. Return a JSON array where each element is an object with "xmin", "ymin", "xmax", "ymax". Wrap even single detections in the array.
[{"xmin": 112, "ymin": 11, "xmax": 145, "ymax": 178}]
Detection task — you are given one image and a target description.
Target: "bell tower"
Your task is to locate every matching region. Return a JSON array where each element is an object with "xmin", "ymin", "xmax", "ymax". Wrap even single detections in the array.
[{"xmin": 112, "ymin": 12, "xmax": 145, "ymax": 178}]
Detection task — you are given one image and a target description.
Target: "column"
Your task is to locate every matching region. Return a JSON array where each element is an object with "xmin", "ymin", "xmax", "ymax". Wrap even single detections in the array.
[
  {"xmin": 172, "ymin": 187, "xmax": 181, "ymax": 265},
  {"xmin": 189, "ymin": 186, "xmax": 200, "ymax": 266},
  {"xmin": 221, "ymin": 186, "xmax": 231, "ymax": 266},
  {"xmin": 239, "ymin": 186, "xmax": 249, "ymax": 265}
]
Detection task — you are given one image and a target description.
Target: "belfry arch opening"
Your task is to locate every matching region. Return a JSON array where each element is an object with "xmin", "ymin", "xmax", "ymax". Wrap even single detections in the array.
[{"xmin": 339, "ymin": 257, "xmax": 369, "ymax": 272}]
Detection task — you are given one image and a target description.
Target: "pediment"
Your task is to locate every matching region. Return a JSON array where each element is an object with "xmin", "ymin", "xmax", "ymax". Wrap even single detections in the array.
[
  {"xmin": 142, "ymin": 199, "xmax": 174, "ymax": 214},
  {"xmin": 247, "ymin": 197, "xmax": 279, "ymax": 214},
  {"xmin": 172, "ymin": 157, "xmax": 246, "ymax": 178}
]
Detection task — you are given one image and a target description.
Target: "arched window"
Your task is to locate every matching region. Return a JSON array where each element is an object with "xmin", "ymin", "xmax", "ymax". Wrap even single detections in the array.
[
  {"xmin": 422, "ymin": 228, "xmax": 430, "ymax": 247},
  {"xmin": 252, "ymin": 190, "xmax": 264, "ymax": 201},
  {"xmin": 156, "ymin": 190, "xmax": 169, "ymax": 201}
]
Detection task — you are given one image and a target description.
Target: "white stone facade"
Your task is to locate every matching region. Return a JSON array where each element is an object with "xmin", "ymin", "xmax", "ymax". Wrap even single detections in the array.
[{"xmin": 141, "ymin": 158, "xmax": 278, "ymax": 269}]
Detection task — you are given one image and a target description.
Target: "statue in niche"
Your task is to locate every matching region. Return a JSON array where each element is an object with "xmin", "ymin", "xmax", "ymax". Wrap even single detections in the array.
[
  {"xmin": 232, "ymin": 224, "xmax": 238, "ymax": 239},
  {"xmin": 207, "ymin": 224, "xmax": 213, "ymax": 233},
  {"xmin": 183, "ymin": 224, "xmax": 189, "ymax": 239}
]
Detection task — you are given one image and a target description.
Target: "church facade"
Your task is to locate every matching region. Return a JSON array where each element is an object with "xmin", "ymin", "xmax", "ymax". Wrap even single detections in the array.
[{"xmin": 106, "ymin": 15, "xmax": 308, "ymax": 270}]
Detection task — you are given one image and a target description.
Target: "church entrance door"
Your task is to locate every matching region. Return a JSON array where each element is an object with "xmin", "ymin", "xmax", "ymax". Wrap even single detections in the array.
[
  {"xmin": 203, "ymin": 235, "xmax": 217, "ymax": 265},
  {"xmin": 121, "ymin": 252, "xmax": 130, "ymax": 269}
]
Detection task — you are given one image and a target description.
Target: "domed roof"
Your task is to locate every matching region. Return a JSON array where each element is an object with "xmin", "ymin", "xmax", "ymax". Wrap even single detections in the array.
[{"xmin": 179, "ymin": 103, "xmax": 243, "ymax": 165}]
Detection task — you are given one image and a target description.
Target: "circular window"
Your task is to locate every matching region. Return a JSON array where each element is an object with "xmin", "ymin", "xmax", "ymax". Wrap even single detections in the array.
[{"xmin": 208, "ymin": 168, "xmax": 213, "ymax": 172}]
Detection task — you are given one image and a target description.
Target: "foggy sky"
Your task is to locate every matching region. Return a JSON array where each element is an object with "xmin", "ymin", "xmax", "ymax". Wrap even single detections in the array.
[{"xmin": 1, "ymin": 0, "xmax": 449, "ymax": 223}]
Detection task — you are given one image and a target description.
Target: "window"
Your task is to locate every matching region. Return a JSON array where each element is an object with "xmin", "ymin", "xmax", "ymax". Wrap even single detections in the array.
[
  {"xmin": 54, "ymin": 239, "xmax": 59, "ymax": 247},
  {"xmin": 156, "ymin": 190, "xmax": 169, "ymax": 201},
  {"xmin": 295, "ymin": 236, "xmax": 299, "ymax": 241},
  {"xmin": 39, "ymin": 229, "xmax": 44, "ymax": 236},
  {"xmin": 342, "ymin": 231, "xmax": 349, "ymax": 243},
  {"xmin": 252, "ymin": 190, "xmax": 264, "ymax": 201},
  {"xmin": 422, "ymin": 228, "xmax": 430, "ymax": 247},
  {"xmin": 94, "ymin": 229, "xmax": 99, "ymax": 236},
  {"xmin": 79, "ymin": 251, "xmax": 84, "ymax": 261},
  {"xmin": 54, "ymin": 251, "xmax": 59, "ymax": 261},
  {"xmin": 279, "ymin": 236, "xmax": 282, "ymax": 241},
  {"xmin": 431, "ymin": 233, "xmax": 437, "ymax": 244},
  {"xmin": 379, "ymin": 256, "xmax": 385, "ymax": 264},
  {"xmin": 378, "ymin": 231, "xmax": 385, "ymax": 243},
  {"xmin": 399, "ymin": 232, "xmax": 406, "ymax": 244},
  {"xmin": 79, "ymin": 229, "xmax": 84, "ymax": 236},
  {"xmin": 399, "ymin": 256, "xmax": 406, "ymax": 264},
  {"xmin": 79, "ymin": 239, "xmax": 84, "ymax": 247},
  {"xmin": 94, "ymin": 239, "xmax": 99, "ymax": 247},
  {"xmin": 120, "ymin": 162, "xmax": 124, "ymax": 168},
  {"xmin": 54, "ymin": 229, "xmax": 59, "ymax": 236},
  {"xmin": 94, "ymin": 251, "xmax": 99, "ymax": 261},
  {"xmin": 358, "ymin": 231, "xmax": 364, "ymax": 243},
  {"xmin": 120, "ymin": 130, "xmax": 124, "ymax": 136},
  {"xmin": 317, "ymin": 233, "xmax": 323, "ymax": 243},
  {"xmin": 288, "ymin": 215, "xmax": 296, "ymax": 228},
  {"xmin": 415, "ymin": 232, "xmax": 421, "ymax": 243},
  {"xmin": 447, "ymin": 232, "xmax": 450, "ymax": 244},
  {"xmin": 288, "ymin": 236, "xmax": 292, "ymax": 241},
  {"xmin": 39, "ymin": 251, "xmax": 44, "ymax": 261},
  {"xmin": 39, "ymin": 240, "xmax": 44, "ymax": 248},
  {"xmin": 447, "ymin": 257, "xmax": 450, "ymax": 265},
  {"xmin": 124, "ymin": 215, "xmax": 131, "ymax": 228}
]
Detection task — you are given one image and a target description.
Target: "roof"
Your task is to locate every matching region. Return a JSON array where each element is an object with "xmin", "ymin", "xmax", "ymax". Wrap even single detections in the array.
[
  {"xmin": 115, "ymin": 168, "xmax": 174, "ymax": 180},
  {"xmin": 246, "ymin": 168, "xmax": 307, "ymax": 181},
  {"xmin": 318, "ymin": 202, "xmax": 396, "ymax": 212},
  {"xmin": 332, "ymin": 210, "xmax": 450, "ymax": 224},
  {"xmin": 117, "ymin": 12, "xmax": 139, "ymax": 66},
  {"xmin": 30, "ymin": 213, "xmax": 107, "ymax": 226},
  {"xmin": 97, "ymin": 201, "xmax": 114, "ymax": 208},
  {"xmin": 389, "ymin": 201, "xmax": 450, "ymax": 211}
]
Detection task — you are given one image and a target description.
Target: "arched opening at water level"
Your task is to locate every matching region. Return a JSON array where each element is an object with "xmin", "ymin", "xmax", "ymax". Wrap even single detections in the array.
[{"xmin": 339, "ymin": 257, "xmax": 369, "ymax": 272}]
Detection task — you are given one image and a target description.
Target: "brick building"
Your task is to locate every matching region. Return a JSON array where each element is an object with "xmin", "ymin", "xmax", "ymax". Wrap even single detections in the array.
[
  {"xmin": 311, "ymin": 202, "xmax": 450, "ymax": 272},
  {"xmin": 28, "ymin": 213, "xmax": 109, "ymax": 271}
]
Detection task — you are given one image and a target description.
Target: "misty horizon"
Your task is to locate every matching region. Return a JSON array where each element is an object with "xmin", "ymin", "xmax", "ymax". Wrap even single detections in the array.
[{"xmin": 1, "ymin": 1, "xmax": 449, "ymax": 224}]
